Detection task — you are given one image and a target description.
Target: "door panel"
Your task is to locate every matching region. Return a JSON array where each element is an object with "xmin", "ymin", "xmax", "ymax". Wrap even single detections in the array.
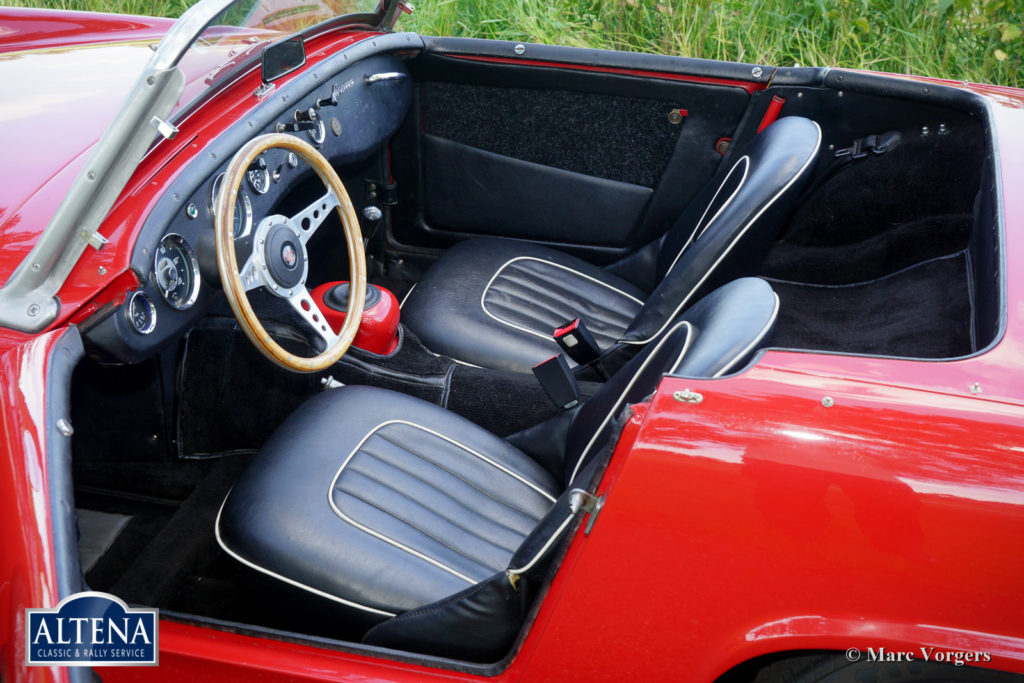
[
  {"xmin": 391, "ymin": 40, "xmax": 755, "ymax": 263},
  {"xmin": 423, "ymin": 135, "xmax": 652, "ymax": 245}
]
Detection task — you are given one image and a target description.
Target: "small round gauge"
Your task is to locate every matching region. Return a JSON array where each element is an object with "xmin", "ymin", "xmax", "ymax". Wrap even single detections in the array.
[
  {"xmin": 154, "ymin": 233, "xmax": 201, "ymax": 310},
  {"xmin": 308, "ymin": 118, "xmax": 326, "ymax": 145},
  {"xmin": 247, "ymin": 158, "xmax": 271, "ymax": 195},
  {"xmin": 125, "ymin": 291, "xmax": 157, "ymax": 335},
  {"xmin": 210, "ymin": 173, "xmax": 253, "ymax": 239}
]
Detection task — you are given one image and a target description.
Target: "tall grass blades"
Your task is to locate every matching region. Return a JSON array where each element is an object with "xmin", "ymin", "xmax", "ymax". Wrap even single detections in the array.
[
  {"xmin": 2, "ymin": 0, "xmax": 1019, "ymax": 86},
  {"xmin": 402, "ymin": 0, "xmax": 1022, "ymax": 87}
]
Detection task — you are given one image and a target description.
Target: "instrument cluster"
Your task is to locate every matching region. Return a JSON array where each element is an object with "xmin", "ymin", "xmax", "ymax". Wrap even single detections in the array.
[{"xmin": 85, "ymin": 48, "xmax": 412, "ymax": 362}]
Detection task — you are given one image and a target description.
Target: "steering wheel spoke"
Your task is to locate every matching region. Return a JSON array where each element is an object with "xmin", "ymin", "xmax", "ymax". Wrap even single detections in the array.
[
  {"xmin": 287, "ymin": 287, "xmax": 338, "ymax": 348},
  {"xmin": 238, "ymin": 251, "xmax": 265, "ymax": 292},
  {"xmin": 214, "ymin": 133, "xmax": 365, "ymax": 373},
  {"xmin": 292, "ymin": 189, "xmax": 340, "ymax": 245}
]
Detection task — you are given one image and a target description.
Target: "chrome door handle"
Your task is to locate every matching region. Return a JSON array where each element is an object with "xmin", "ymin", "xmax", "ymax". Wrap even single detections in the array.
[{"xmin": 364, "ymin": 72, "xmax": 407, "ymax": 85}]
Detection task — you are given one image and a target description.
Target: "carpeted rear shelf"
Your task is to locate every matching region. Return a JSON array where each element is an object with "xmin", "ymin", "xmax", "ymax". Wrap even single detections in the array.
[{"xmin": 767, "ymin": 252, "xmax": 974, "ymax": 358}]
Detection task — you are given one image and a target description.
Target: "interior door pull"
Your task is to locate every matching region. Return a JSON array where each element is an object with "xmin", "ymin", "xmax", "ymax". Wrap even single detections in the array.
[{"xmin": 365, "ymin": 72, "xmax": 407, "ymax": 85}]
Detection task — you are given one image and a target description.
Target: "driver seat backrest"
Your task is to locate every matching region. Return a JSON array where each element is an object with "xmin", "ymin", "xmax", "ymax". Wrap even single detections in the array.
[
  {"xmin": 399, "ymin": 117, "xmax": 819, "ymax": 373},
  {"xmin": 359, "ymin": 277, "xmax": 780, "ymax": 659},
  {"xmin": 615, "ymin": 116, "xmax": 821, "ymax": 344}
]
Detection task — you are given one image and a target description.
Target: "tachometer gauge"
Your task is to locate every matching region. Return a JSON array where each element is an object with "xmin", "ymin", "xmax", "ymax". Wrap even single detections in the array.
[
  {"xmin": 211, "ymin": 173, "xmax": 253, "ymax": 239},
  {"xmin": 154, "ymin": 233, "xmax": 201, "ymax": 310},
  {"xmin": 247, "ymin": 157, "xmax": 271, "ymax": 195},
  {"xmin": 125, "ymin": 291, "xmax": 157, "ymax": 334}
]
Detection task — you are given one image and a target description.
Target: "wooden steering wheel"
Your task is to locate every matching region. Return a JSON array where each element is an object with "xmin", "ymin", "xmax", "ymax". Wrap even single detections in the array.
[{"xmin": 214, "ymin": 133, "xmax": 366, "ymax": 373}]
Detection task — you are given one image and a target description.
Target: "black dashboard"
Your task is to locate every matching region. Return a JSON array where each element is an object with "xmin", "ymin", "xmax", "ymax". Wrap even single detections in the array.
[{"xmin": 82, "ymin": 40, "xmax": 417, "ymax": 364}]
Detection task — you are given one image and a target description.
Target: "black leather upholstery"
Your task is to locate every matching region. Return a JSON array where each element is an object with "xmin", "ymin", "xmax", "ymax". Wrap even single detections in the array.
[
  {"xmin": 401, "ymin": 237, "xmax": 645, "ymax": 371},
  {"xmin": 219, "ymin": 278, "xmax": 779, "ymax": 660},
  {"xmin": 402, "ymin": 117, "xmax": 820, "ymax": 371},
  {"xmin": 623, "ymin": 116, "xmax": 822, "ymax": 343},
  {"xmin": 217, "ymin": 387, "xmax": 559, "ymax": 616},
  {"xmin": 424, "ymin": 134, "xmax": 653, "ymax": 244}
]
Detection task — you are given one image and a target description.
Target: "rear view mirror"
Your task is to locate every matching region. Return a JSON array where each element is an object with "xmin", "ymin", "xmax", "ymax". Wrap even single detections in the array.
[{"xmin": 262, "ymin": 35, "xmax": 306, "ymax": 83}]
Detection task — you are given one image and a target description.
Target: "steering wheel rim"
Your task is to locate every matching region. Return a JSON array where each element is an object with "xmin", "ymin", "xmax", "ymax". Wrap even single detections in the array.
[{"xmin": 215, "ymin": 133, "xmax": 366, "ymax": 373}]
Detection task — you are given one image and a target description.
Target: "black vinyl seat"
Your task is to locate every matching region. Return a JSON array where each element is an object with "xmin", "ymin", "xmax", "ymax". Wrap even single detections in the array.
[
  {"xmin": 217, "ymin": 277, "xmax": 780, "ymax": 661},
  {"xmin": 402, "ymin": 116, "xmax": 820, "ymax": 372}
]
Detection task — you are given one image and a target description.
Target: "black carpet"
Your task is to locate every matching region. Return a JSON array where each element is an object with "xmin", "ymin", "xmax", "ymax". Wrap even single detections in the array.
[
  {"xmin": 177, "ymin": 321, "xmax": 324, "ymax": 456},
  {"xmin": 763, "ymin": 214, "xmax": 972, "ymax": 285},
  {"xmin": 761, "ymin": 119, "xmax": 984, "ymax": 359},
  {"xmin": 419, "ymin": 82, "xmax": 683, "ymax": 187},
  {"xmin": 105, "ymin": 456, "xmax": 249, "ymax": 607},
  {"xmin": 445, "ymin": 365, "xmax": 600, "ymax": 438},
  {"xmin": 767, "ymin": 252, "xmax": 973, "ymax": 358}
]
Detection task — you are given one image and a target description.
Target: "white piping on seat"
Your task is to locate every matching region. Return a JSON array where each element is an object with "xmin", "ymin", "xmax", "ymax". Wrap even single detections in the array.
[
  {"xmin": 449, "ymin": 356, "xmax": 483, "ymax": 368},
  {"xmin": 214, "ymin": 495, "xmax": 398, "ymax": 617},
  {"xmin": 399, "ymin": 283, "xmax": 417, "ymax": 309},
  {"xmin": 623, "ymin": 120, "xmax": 822, "ymax": 346},
  {"xmin": 506, "ymin": 512, "xmax": 575, "ymax": 577},
  {"xmin": 568, "ymin": 320, "xmax": 694, "ymax": 482},
  {"xmin": 328, "ymin": 420, "xmax": 558, "ymax": 584},
  {"xmin": 664, "ymin": 291, "xmax": 780, "ymax": 379},
  {"xmin": 664, "ymin": 155, "xmax": 751, "ymax": 276},
  {"xmin": 480, "ymin": 256, "xmax": 644, "ymax": 341}
]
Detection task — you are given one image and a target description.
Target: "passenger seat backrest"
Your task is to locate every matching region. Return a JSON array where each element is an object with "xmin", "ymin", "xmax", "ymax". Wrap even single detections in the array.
[
  {"xmin": 620, "ymin": 117, "xmax": 820, "ymax": 346},
  {"xmin": 562, "ymin": 276, "xmax": 780, "ymax": 486},
  {"xmin": 363, "ymin": 278, "xmax": 781, "ymax": 660}
]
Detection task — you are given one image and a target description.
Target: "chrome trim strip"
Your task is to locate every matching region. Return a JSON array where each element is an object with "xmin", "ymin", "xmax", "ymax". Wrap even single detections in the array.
[{"xmin": 0, "ymin": 0, "xmax": 238, "ymax": 332}]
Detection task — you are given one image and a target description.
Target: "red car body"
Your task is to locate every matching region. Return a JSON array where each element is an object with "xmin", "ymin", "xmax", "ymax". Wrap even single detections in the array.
[{"xmin": 1, "ymin": 5, "xmax": 1023, "ymax": 682}]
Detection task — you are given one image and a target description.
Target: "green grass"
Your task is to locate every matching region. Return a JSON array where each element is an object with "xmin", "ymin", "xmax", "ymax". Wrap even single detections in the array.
[
  {"xmin": 3, "ymin": 0, "xmax": 194, "ymax": 16},
  {"xmin": 3, "ymin": 0, "xmax": 1021, "ymax": 86}
]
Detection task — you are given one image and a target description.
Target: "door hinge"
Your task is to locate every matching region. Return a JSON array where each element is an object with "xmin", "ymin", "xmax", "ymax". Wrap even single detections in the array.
[
  {"xmin": 673, "ymin": 388, "xmax": 703, "ymax": 404},
  {"xmin": 569, "ymin": 488, "xmax": 604, "ymax": 535}
]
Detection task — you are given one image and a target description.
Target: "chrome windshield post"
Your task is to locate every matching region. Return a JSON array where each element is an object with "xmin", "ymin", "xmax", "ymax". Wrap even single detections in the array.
[{"xmin": 0, "ymin": 0, "xmax": 235, "ymax": 332}]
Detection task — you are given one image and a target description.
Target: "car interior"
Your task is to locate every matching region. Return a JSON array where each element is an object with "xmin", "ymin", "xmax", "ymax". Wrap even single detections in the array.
[{"xmin": 63, "ymin": 34, "xmax": 1002, "ymax": 669}]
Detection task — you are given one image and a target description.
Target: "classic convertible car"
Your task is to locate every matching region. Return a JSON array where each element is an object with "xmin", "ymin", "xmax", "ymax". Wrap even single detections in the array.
[{"xmin": 2, "ymin": 0, "xmax": 1023, "ymax": 680}]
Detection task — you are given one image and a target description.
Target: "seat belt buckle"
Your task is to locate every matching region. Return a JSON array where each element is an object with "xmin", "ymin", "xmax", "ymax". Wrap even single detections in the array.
[
  {"xmin": 554, "ymin": 318, "xmax": 601, "ymax": 366},
  {"xmin": 532, "ymin": 354, "xmax": 581, "ymax": 409}
]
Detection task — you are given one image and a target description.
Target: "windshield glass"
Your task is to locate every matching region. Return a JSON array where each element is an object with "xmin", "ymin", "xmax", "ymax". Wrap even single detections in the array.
[{"xmin": 174, "ymin": 0, "xmax": 384, "ymax": 118}]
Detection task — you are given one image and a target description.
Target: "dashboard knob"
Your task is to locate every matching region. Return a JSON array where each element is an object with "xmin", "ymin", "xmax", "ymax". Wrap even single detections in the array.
[{"xmin": 294, "ymin": 107, "xmax": 318, "ymax": 123}]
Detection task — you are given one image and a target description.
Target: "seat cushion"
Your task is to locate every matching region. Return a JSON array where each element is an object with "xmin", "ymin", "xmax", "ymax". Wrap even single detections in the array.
[
  {"xmin": 217, "ymin": 385, "xmax": 559, "ymax": 618},
  {"xmin": 402, "ymin": 237, "xmax": 646, "ymax": 372}
]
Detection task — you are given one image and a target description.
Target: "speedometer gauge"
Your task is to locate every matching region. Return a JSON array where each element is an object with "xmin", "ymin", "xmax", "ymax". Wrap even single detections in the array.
[
  {"xmin": 154, "ymin": 233, "xmax": 201, "ymax": 310},
  {"xmin": 211, "ymin": 173, "xmax": 253, "ymax": 239}
]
